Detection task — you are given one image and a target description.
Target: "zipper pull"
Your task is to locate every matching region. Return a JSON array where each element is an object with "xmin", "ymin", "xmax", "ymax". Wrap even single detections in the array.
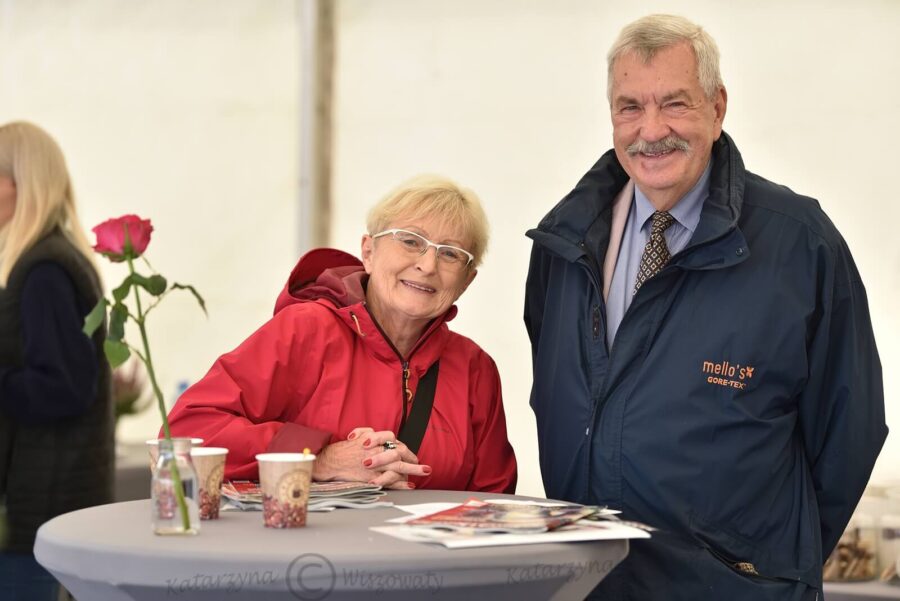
[{"xmin": 402, "ymin": 361, "xmax": 412, "ymax": 407}]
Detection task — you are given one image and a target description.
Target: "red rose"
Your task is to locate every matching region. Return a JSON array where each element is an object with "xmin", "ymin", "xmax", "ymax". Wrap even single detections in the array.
[{"xmin": 92, "ymin": 215, "xmax": 153, "ymax": 262}]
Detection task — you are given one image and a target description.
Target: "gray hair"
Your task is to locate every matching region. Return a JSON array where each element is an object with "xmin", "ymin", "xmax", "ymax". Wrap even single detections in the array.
[{"xmin": 607, "ymin": 14, "xmax": 723, "ymax": 102}]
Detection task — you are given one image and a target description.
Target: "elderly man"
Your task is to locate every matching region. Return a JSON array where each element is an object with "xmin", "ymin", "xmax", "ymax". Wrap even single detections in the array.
[{"xmin": 524, "ymin": 14, "xmax": 886, "ymax": 601}]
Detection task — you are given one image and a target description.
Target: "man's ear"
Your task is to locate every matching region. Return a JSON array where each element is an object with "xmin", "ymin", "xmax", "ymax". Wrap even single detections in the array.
[
  {"xmin": 360, "ymin": 235, "xmax": 375, "ymax": 274},
  {"xmin": 713, "ymin": 86, "xmax": 728, "ymax": 139}
]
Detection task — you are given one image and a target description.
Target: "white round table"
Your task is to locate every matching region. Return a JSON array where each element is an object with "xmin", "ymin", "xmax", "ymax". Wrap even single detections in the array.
[{"xmin": 35, "ymin": 489, "xmax": 628, "ymax": 601}]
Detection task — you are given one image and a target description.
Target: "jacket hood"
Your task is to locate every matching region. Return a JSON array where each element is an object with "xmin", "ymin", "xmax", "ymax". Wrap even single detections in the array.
[
  {"xmin": 274, "ymin": 248, "xmax": 367, "ymax": 315},
  {"xmin": 274, "ymin": 247, "xmax": 459, "ymax": 363}
]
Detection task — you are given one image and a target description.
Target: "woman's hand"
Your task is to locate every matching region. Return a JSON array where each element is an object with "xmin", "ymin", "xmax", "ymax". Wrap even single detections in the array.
[{"xmin": 312, "ymin": 427, "xmax": 431, "ymax": 489}]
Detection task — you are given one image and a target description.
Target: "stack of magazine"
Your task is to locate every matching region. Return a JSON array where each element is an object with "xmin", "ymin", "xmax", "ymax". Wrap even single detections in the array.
[
  {"xmin": 371, "ymin": 498, "xmax": 653, "ymax": 548},
  {"xmin": 221, "ymin": 480, "xmax": 390, "ymax": 512}
]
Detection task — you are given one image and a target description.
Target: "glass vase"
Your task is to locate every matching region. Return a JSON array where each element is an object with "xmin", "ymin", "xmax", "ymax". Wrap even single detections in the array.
[{"xmin": 151, "ymin": 437, "xmax": 200, "ymax": 535}]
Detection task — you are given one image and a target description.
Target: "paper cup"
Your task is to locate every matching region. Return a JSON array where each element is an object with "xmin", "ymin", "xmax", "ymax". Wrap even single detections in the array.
[
  {"xmin": 255, "ymin": 452, "xmax": 316, "ymax": 528},
  {"xmin": 146, "ymin": 437, "xmax": 204, "ymax": 474},
  {"xmin": 191, "ymin": 447, "xmax": 228, "ymax": 520}
]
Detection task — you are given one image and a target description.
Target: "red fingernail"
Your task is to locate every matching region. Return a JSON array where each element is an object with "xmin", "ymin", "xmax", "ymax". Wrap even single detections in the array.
[
  {"xmin": 363, "ymin": 458, "xmax": 373, "ymax": 467},
  {"xmin": 422, "ymin": 466, "xmax": 432, "ymax": 475},
  {"xmin": 407, "ymin": 482, "xmax": 416, "ymax": 489},
  {"xmin": 348, "ymin": 432, "xmax": 357, "ymax": 440},
  {"xmin": 362, "ymin": 439, "xmax": 371, "ymax": 447}
]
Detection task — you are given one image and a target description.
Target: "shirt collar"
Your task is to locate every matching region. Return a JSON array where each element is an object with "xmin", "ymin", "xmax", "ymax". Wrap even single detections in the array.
[{"xmin": 633, "ymin": 160, "xmax": 712, "ymax": 234}]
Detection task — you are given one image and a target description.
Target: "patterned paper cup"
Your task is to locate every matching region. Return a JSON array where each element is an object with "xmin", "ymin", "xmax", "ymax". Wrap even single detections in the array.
[
  {"xmin": 146, "ymin": 437, "xmax": 204, "ymax": 474},
  {"xmin": 190, "ymin": 447, "xmax": 229, "ymax": 520},
  {"xmin": 255, "ymin": 452, "xmax": 316, "ymax": 528}
]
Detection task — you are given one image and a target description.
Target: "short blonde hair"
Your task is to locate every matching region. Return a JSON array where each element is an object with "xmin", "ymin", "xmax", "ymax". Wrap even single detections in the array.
[
  {"xmin": 366, "ymin": 175, "xmax": 489, "ymax": 268},
  {"xmin": 607, "ymin": 14, "xmax": 724, "ymax": 102},
  {"xmin": 0, "ymin": 121, "xmax": 97, "ymax": 287}
]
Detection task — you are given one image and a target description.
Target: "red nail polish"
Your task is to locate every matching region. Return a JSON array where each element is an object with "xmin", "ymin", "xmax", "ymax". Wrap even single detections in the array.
[
  {"xmin": 422, "ymin": 466, "xmax": 432, "ymax": 475},
  {"xmin": 348, "ymin": 432, "xmax": 357, "ymax": 440},
  {"xmin": 363, "ymin": 439, "xmax": 371, "ymax": 447},
  {"xmin": 363, "ymin": 458, "xmax": 372, "ymax": 467},
  {"xmin": 407, "ymin": 482, "xmax": 416, "ymax": 489}
]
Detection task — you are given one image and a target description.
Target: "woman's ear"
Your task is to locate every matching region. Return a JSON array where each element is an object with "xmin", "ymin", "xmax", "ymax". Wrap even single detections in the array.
[
  {"xmin": 360, "ymin": 234, "xmax": 375, "ymax": 274},
  {"xmin": 460, "ymin": 268, "xmax": 477, "ymax": 295}
]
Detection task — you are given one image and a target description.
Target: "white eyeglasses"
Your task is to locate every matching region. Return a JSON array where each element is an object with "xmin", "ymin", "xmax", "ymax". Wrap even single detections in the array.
[{"xmin": 372, "ymin": 229, "xmax": 474, "ymax": 268}]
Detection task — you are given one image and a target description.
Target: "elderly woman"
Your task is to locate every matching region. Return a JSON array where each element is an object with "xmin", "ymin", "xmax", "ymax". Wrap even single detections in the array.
[
  {"xmin": 0, "ymin": 122, "xmax": 113, "ymax": 600},
  {"xmin": 167, "ymin": 175, "xmax": 516, "ymax": 492}
]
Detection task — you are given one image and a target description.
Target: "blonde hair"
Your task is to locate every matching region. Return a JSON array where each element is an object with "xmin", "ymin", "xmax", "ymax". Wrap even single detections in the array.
[
  {"xmin": 607, "ymin": 14, "xmax": 724, "ymax": 102},
  {"xmin": 366, "ymin": 175, "xmax": 489, "ymax": 268},
  {"xmin": 0, "ymin": 121, "xmax": 97, "ymax": 287}
]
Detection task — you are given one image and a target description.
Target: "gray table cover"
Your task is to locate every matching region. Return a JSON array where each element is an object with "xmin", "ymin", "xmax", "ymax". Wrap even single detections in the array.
[{"xmin": 35, "ymin": 490, "xmax": 628, "ymax": 601}]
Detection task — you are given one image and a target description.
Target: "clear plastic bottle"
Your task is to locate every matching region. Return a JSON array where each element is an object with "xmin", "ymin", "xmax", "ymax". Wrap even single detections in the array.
[
  {"xmin": 882, "ymin": 487, "xmax": 900, "ymax": 582},
  {"xmin": 151, "ymin": 437, "xmax": 200, "ymax": 535},
  {"xmin": 823, "ymin": 511, "xmax": 877, "ymax": 581}
]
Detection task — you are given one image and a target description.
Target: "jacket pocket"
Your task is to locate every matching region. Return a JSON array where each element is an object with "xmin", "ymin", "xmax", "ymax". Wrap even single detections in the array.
[{"xmin": 690, "ymin": 512, "xmax": 819, "ymax": 589}]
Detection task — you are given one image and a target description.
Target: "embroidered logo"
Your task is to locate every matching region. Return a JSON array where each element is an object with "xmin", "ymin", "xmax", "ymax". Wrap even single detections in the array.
[{"xmin": 702, "ymin": 360, "xmax": 754, "ymax": 390}]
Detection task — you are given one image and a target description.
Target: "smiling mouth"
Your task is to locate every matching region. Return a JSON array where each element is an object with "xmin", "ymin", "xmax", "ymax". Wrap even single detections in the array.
[
  {"xmin": 641, "ymin": 149, "xmax": 677, "ymax": 158},
  {"xmin": 402, "ymin": 280, "xmax": 436, "ymax": 293}
]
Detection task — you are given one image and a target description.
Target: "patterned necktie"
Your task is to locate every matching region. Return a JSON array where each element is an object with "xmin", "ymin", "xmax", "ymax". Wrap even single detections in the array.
[{"xmin": 633, "ymin": 211, "xmax": 675, "ymax": 294}]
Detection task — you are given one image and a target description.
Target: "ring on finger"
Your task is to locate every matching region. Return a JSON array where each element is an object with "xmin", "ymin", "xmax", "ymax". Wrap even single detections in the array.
[{"xmin": 382, "ymin": 440, "xmax": 398, "ymax": 451}]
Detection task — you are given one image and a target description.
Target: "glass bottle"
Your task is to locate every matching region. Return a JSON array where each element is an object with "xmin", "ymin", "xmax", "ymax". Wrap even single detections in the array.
[{"xmin": 151, "ymin": 437, "xmax": 200, "ymax": 535}]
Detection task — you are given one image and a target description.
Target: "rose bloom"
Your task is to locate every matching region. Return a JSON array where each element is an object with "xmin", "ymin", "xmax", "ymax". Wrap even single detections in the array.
[{"xmin": 92, "ymin": 215, "xmax": 154, "ymax": 261}]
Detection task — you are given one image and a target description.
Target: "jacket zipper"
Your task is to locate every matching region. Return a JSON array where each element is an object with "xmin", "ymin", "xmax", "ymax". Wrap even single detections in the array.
[
  {"xmin": 401, "ymin": 361, "xmax": 412, "ymax": 427},
  {"xmin": 362, "ymin": 304, "xmax": 439, "ymax": 430}
]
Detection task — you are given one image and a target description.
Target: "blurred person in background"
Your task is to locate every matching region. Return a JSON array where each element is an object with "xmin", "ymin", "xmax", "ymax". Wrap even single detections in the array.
[
  {"xmin": 168, "ymin": 175, "xmax": 516, "ymax": 493},
  {"xmin": 0, "ymin": 121, "xmax": 113, "ymax": 600}
]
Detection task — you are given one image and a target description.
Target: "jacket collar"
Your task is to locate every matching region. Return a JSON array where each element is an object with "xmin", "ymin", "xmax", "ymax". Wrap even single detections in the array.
[{"xmin": 528, "ymin": 132, "xmax": 750, "ymax": 271}]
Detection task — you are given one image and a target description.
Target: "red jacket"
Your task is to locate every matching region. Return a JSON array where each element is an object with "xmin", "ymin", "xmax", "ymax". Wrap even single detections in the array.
[{"xmin": 167, "ymin": 248, "xmax": 517, "ymax": 493}]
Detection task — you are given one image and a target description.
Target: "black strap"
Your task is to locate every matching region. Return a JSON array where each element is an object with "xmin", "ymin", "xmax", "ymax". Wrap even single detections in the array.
[{"xmin": 397, "ymin": 361, "xmax": 439, "ymax": 454}]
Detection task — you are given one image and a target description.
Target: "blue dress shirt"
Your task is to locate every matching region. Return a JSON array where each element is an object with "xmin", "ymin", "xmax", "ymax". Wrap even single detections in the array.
[{"xmin": 605, "ymin": 161, "xmax": 712, "ymax": 349}]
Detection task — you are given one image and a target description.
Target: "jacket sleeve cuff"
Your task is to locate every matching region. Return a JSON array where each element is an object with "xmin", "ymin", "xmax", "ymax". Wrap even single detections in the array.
[{"xmin": 266, "ymin": 423, "xmax": 332, "ymax": 455}]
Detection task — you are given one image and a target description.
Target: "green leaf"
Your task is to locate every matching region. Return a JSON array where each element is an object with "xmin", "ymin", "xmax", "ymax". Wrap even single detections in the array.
[
  {"xmin": 112, "ymin": 276, "xmax": 132, "ymax": 303},
  {"xmin": 172, "ymin": 283, "xmax": 207, "ymax": 316},
  {"xmin": 83, "ymin": 299, "xmax": 108, "ymax": 336},
  {"xmin": 132, "ymin": 273, "xmax": 167, "ymax": 296},
  {"xmin": 103, "ymin": 339, "xmax": 131, "ymax": 368},
  {"xmin": 108, "ymin": 303, "xmax": 128, "ymax": 342}
]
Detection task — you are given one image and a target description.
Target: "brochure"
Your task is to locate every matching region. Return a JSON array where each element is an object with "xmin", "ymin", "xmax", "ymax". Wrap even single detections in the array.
[
  {"xmin": 404, "ymin": 498, "xmax": 599, "ymax": 534},
  {"xmin": 372, "ymin": 500, "xmax": 650, "ymax": 549}
]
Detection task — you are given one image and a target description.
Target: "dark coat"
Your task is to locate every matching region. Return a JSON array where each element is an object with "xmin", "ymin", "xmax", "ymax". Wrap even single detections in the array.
[
  {"xmin": 0, "ymin": 230, "xmax": 114, "ymax": 553},
  {"xmin": 525, "ymin": 133, "xmax": 886, "ymax": 600}
]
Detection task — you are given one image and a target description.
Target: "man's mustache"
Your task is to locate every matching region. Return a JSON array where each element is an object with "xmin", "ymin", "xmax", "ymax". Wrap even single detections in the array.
[{"xmin": 627, "ymin": 135, "xmax": 691, "ymax": 156}]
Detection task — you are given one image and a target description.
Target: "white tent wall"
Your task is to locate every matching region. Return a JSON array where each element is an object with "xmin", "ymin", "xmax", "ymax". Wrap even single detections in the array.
[
  {"xmin": 331, "ymin": 0, "xmax": 900, "ymax": 496},
  {"xmin": 1, "ymin": 0, "xmax": 897, "ymax": 498},
  {"xmin": 0, "ymin": 0, "xmax": 301, "ymax": 442}
]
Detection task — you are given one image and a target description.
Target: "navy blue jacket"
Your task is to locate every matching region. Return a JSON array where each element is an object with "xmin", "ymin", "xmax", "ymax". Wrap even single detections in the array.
[{"xmin": 525, "ymin": 133, "xmax": 886, "ymax": 601}]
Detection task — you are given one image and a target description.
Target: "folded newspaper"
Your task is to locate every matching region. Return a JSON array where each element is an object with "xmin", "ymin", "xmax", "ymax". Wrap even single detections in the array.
[{"xmin": 221, "ymin": 480, "xmax": 391, "ymax": 512}]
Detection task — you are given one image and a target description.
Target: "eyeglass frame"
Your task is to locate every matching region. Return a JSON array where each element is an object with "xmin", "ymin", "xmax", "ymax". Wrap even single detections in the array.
[{"xmin": 371, "ymin": 228, "xmax": 475, "ymax": 267}]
